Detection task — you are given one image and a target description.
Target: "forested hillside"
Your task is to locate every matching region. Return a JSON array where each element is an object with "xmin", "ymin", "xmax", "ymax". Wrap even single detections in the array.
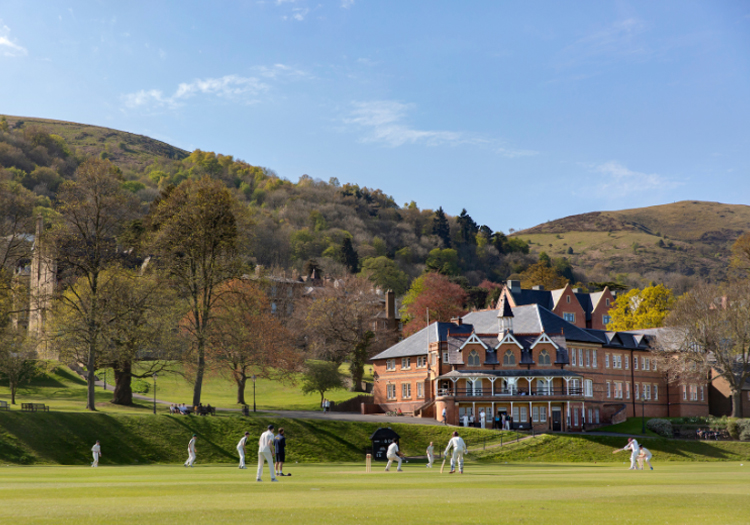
[{"xmin": 0, "ymin": 115, "xmax": 532, "ymax": 302}]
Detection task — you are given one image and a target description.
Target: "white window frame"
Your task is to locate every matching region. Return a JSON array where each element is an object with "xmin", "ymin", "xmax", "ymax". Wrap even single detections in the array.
[
  {"xmin": 540, "ymin": 406, "xmax": 547, "ymax": 423},
  {"xmin": 634, "ymin": 356, "xmax": 639, "ymax": 370},
  {"xmin": 564, "ymin": 312, "xmax": 575, "ymax": 323},
  {"xmin": 386, "ymin": 359, "xmax": 396, "ymax": 371},
  {"xmin": 615, "ymin": 382, "xmax": 623, "ymax": 399},
  {"xmin": 595, "ymin": 409, "xmax": 600, "ymax": 424},
  {"xmin": 417, "ymin": 382, "xmax": 424, "ymax": 399},
  {"xmin": 626, "ymin": 382, "xmax": 631, "ymax": 400},
  {"xmin": 585, "ymin": 349, "xmax": 591, "ymax": 368},
  {"xmin": 652, "ymin": 359, "xmax": 657, "ymax": 372},
  {"xmin": 700, "ymin": 385, "xmax": 704, "ymax": 401},
  {"xmin": 467, "ymin": 350, "xmax": 480, "ymax": 367},
  {"xmin": 402, "ymin": 383, "xmax": 411, "ymax": 399},
  {"xmin": 584, "ymin": 379, "xmax": 593, "ymax": 397},
  {"xmin": 571, "ymin": 348, "xmax": 577, "ymax": 366},
  {"xmin": 538, "ymin": 349, "xmax": 551, "ymax": 366},
  {"xmin": 645, "ymin": 358, "xmax": 650, "ymax": 371},
  {"xmin": 603, "ymin": 315, "xmax": 611, "ymax": 325},
  {"xmin": 442, "ymin": 351, "xmax": 449, "ymax": 364},
  {"xmin": 683, "ymin": 385, "xmax": 687, "ymax": 400},
  {"xmin": 605, "ymin": 353, "xmax": 610, "ymax": 368},
  {"xmin": 532, "ymin": 406, "xmax": 539, "ymax": 422},
  {"xmin": 503, "ymin": 349, "xmax": 516, "ymax": 366},
  {"xmin": 654, "ymin": 384, "xmax": 658, "ymax": 400},
  {"xmin": 416, "ymin": 356, "xmax": 427, "ymax": 368},
  {"xmin": 402, "ymin": 357, "xmax": 411, "ymax": 370},
  {"xmin": 520, "ymin": 406, "xmax": 528, "ymax": 423},
  {"xmin": 644, "ymin": 384, "xmax": 651, "ymax": 400},
  {"xmin": 625, "ymin": 355, "xmax": 629, "ymax": 370},
  {"xmin": 606, "ymin": 381, "xmax": 611, "ymax": 399},
  {"xmin": 386, "ymin": 383, "xmax": 396, "ymax": 400},
  {"xmin": 592, "ymin": 350, "xmax": 597, "ymax": 368},
  {"xmin": 578, "ymin": 348, "xmax": 584, "ymax": 368},
  {"xmin": 635, "ymin": 383, "xmax": 639, "ymax": 400}
]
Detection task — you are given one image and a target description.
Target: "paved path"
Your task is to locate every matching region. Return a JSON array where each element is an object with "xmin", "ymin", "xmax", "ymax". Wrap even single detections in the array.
[{"xmin": 266, "ymin": 409, "xmax": 450, "ymax": 427}]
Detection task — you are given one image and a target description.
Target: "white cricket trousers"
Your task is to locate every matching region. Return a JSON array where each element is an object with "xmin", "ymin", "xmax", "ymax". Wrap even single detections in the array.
[
  {"xmin": 185, "ymin": 449, "xmax": 196, "ymax": 467},
  {"xmin": 427, "ymin": 453, "xmax": 434, "ymax": 467},
  {"xmin": 629, "ymin": 452, "xmax": 638, "ymax": 469},
  {"xmin": 237, "ymin": 447, "xmax": 245, "ymax": 468},
  {"xmin": 92, "ymin": 452, "xmax": 99, "ymax": 467},
  {"xmin": 257, "ymin": 449, "xmax": 276, "ymax": 480},
  {"xmin": 385, "ymin": 454, "xmax": 402, "ymax": 471},
  {"xmin": 451, "ymin": 450, "xmax": 464, "ymax": 472}
]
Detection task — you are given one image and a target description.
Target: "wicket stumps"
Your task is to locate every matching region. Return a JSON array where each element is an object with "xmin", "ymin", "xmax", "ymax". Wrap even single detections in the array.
[{"xmin": 366, "ymin": 454, "xmax": 372, "ymax": 473}]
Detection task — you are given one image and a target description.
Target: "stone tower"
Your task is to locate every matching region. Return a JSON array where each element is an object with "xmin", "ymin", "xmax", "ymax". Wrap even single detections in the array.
[{"xmin": 28, "ymin": 215, "xmax": 57, "ymax": 359}]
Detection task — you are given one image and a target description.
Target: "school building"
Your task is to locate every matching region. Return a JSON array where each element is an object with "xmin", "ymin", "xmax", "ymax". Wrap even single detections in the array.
[{"xmin": 370, "ymin": 292, "xmax": 709, "ymax": 430}]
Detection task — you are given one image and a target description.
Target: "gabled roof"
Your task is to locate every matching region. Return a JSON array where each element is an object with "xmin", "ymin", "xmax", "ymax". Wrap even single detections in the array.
[
  {"xmin": 531, "ymin": 332, "xmax": 559, "ymax": 350},
  {"xmin": 495, "ymin": 331, "xmax": 523, "ymax": 349},
  {"xmin": 459, "ymin": 333, "xmax": 488, "ymax": 350}
]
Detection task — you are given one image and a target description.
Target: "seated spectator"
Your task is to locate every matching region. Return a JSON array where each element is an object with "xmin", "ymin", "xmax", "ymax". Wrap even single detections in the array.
[{"xmin": 179, "ymin": 404, "xmax": 187, "ymax": 415}]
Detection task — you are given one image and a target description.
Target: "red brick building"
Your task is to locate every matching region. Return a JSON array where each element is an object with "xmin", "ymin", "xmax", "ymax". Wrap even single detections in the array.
[{"xmin": 371, "ymin": 295, "xmax": 708, "ymax": 429}]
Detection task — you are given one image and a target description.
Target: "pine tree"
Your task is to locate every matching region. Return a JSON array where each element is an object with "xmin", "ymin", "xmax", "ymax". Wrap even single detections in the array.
[
  {"xmin": 432, "ymin": 207, "xmax": 451, "ymax": 248},
  {"xmin": 341, "ymin": 237, "xmax": 359, "ymax": 273}
]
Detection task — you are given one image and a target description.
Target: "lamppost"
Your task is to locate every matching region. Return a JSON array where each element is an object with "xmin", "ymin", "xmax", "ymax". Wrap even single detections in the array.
[
  {"xmin": 641, "ymin": 391, "xmax": 646, "ymax": 435},
  {"xmin": 252, "ymin": 375, "xmax": 257, "ymax": 413},
  {"xmin": 153, "ymin": 373, "xmax": 157, "ymax": 415}
]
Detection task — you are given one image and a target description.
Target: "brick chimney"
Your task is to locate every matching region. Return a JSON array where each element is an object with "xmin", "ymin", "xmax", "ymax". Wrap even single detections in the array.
[{"xmin": 386, "ymin": 290, "xmax": 395, "ymax": 328}]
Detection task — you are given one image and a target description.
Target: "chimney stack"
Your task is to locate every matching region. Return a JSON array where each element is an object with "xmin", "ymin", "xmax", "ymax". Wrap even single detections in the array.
[
  {"xmin": 506, "ymin": 280, "xmax": 521, "ymax": 293},
  {"xmin": 386, "ymin": 290, "xmax": 395, "ymax": 324}
]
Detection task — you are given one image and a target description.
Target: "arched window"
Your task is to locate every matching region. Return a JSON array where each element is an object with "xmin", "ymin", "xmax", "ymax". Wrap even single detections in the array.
[
  {"xmin": 503, "ymin": 350, "xmax": 516, "ymax": 366},
  {"xmin": 467, "ymin": 350, "xmax": 480, "ymax": 366},
  {"xmin": 538, "ymin": 350, "xmax": 551, "ymax": 366}
]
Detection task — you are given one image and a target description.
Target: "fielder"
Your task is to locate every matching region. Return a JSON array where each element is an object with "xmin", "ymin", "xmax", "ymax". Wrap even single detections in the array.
[
  {"xmin": 426, "ymin": 441, "xmax": 434, "ymax": 468},
  {"xmin": 637, "ymin": 447, "xmax": 654, "ymax": 470},
  {"xmin": 384, "ymin": 439, "xmax": 405, "ymax": 472},
  {"xmin": 237, "ymin": 432, "xmax": 250, "ymax": 469},
  {"xmin": 91, "ymin": 440, "xmax": 101, "ymax": 467},
  {"xmin": 257, "ymin": 424, "xmax": 278, "ymax": 482},
  {"xmin": 613, "ymin": 437, "xmax": 640, "ymax": 470},
  {"xmin": 184, "ymin": 434, "xmax": 197, "ymax": 467},
  {"xmin": 444, "ymin": 431, "xmax": 468, "ymax": 474},
  {"xmin": 480, "ymin": 410, "xmax": 486, "ymax": 429}
]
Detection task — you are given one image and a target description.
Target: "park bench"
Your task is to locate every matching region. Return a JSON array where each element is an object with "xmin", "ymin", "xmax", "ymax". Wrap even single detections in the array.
[
  {"xmin": 196, "ymin": 405, "xmax": 216, "ymax": 416},
  {"xmin": 21, "ymin": 403, "xmax": 49, "ymax": 412},
  {"xmin": 0, "ymin": 400, "xmax": 8, "ymax": 410}
]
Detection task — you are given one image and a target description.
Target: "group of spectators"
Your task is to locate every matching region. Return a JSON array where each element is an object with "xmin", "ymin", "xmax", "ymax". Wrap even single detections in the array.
[
  {"xmin": 168, "ymin": 403, "xmax": 214, "ymax": 416},
  {"xmin": 696, "ymin": 428, "xmax": 726, "ymax": 440}
]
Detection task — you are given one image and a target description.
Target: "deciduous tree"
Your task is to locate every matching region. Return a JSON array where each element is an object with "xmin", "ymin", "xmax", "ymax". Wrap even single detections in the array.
[
  {"xmin": 206, "ymin": 279, "xmax": 298, "ymax": 405},
  {"xmin": 401, "ymin": 272, "xmax": 467, "ymax": 336},
  {"xmin": 148, "ymin": 177, "xmax": 249, "ymax": 407},
  {"xmin": 50, "ymin": 159, "xmax": 139, "ymax": 411},
  {"xmin": 300, "ymin": 361, "xmax": 344, "ymax": 405},
  {"xmin": 607, "ymin": 284, "xmax": 675, "ymax": 331},
  {"xmin": 0, "ymin": 329, "xmax": 39, "ymax": 404},
  {"xmin": 359, "ymin": 256, "xmax": 410, "ymax": 296},
  {"xmin": 654, "ymin": 280, "xmax": 750, "ymax": 418}
]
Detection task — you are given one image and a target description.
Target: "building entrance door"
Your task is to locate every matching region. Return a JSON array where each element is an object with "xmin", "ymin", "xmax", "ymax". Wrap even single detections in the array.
[{"xmin": 552, "ymin": 408, "xmax": 562, "ymax": 431}]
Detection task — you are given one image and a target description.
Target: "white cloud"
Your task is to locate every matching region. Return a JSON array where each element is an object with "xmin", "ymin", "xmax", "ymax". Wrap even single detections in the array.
[
  {"xmin": 122, "ymin": 65, "xmax": 307, "ymax": 110},
  {"xmin": 0, "ymin": 22, "xmax": 28, "ymax": 57},
  {"xmin": 590, "ymin": 161, "xmax": 680, "ymax": 196},
  {"xmin": 282, "ymin": 7, "xmax": 309, "ymax": 21},
  {"xmin": 341, "ymin": 0, "xmax": 355, "ymax": 8},
  {"xmin": 557, "ymin": 18, "xmax": 650, "ymax": 69},
  {"xmin": 343, "ymin": 100, "xmax": 538, "ymax": 158}
]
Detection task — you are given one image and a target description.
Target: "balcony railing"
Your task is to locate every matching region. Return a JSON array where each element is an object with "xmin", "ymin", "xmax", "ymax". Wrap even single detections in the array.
[{"xmin": 439, "ymin": 387, "xmax": 584, "ymax": 397}]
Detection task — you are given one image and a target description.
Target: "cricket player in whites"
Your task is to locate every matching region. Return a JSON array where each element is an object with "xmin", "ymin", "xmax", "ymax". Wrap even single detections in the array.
[
  {"xmin": 637, "ymin": 446, "xmax": 654, "ymax": 470},
  {"xmin": 91, "ymin": 441, "xmax": 102, "ymax": 467},
  {"xmin": 237, "ymin": 432, "xmax": 250, "ymax": 469},
  {"xmin": 184, "ymin": 434, "xmax": 197, "ymax": 467},
  {"xmin": 426, "ymin": 441, "xmax": 435, "ymax": 468},
  {"xmin": 613, "ymin": 437, "xmax": 640, "ymax": 470},
  {"xmin": 385, "ymin": 439, "xmax": 405, "ymax": 472},
  {"xmin": 444, "ymin": 431, "xmax": 468, "ymax": 474},
  {"xmin": 257, "ymin": 424, "xmax": 278, "ymax": 482}
]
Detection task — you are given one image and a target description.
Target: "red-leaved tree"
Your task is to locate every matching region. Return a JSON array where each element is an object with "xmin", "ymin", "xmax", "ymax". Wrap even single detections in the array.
[{"xmin": 401, "ymin": 272, "xmax": 467, "ymax": 336}]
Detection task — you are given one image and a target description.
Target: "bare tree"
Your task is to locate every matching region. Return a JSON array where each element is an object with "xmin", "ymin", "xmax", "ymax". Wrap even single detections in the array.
[
  {"xmin": 303, "ymin": 275, "xmax": 397, "ymax": 392},
  {"xmin": 653, "ymin": 280, "xmax": 750, "ymax": 418},
  {"xmin": 50, "ymin": 159, "xmax": 139, "ymax": 411}
]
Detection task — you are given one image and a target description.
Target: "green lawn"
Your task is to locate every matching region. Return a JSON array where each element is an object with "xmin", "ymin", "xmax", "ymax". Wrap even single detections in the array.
[
  {"xmin": 0, "ymin": 362, "xmax": 372, "ymax": 413},
  {"xmin": 1, "ymin": 463, "xmax": 748, "ymax": 524},
  {"xmin": 591, "ymin": 417, "xmax": 661, "ymax": 437}
]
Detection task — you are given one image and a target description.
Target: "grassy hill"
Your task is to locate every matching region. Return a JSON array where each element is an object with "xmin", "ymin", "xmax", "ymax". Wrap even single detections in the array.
[
  {"xmin": 3, "ymin": 115, "xmax": 188, "ymax": 170},
  {"xmin": 514, "ymin": 201, "xmax": 750, "ymax": 284}
]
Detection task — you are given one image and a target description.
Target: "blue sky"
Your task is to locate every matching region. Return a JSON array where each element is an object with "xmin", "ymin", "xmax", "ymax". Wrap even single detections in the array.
[{"xmin": 1, "ymin": 1, "xmax": 748, "ymax": 232}]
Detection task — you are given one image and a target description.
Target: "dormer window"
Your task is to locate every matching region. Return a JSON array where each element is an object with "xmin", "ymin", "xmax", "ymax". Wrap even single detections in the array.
[
  {"xmin": 538, "ymin": 349, "xmax": 551, "ymax": 366},
  {"xmin": 503, "ymin": 350, "xmax": 516, "ymax": 366},
  {"xmin": 467, "ymin": 350, "xmax": 480, "ymax": 367}
]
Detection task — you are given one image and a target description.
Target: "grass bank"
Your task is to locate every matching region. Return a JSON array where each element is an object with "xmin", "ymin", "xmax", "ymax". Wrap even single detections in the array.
[{"xmin": 0, "ymin": 411, "xmax": 504, "ymax": 465}]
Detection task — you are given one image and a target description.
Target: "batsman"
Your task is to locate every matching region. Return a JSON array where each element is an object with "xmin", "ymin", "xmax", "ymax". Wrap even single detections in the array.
[{"xmin": 444, "ymin": 431, "xmax": 468, "ymax": 474}]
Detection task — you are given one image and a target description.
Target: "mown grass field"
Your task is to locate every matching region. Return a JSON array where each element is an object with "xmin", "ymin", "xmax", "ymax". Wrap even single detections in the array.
[
  {"xmin": 1, "ymin": 462, "xmax": 748, "ymax": 525},
  {"xmin": 0, "ymin": 363, "xmax": 371, "ymax": 413}
]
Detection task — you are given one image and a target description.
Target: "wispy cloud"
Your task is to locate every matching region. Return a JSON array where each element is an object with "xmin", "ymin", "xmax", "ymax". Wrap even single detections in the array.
[
  {"xmin": 0, "ymin": 22, "xmax": 28, "ymax": 57},
  {"xmin": 282, "ymin": 7, "xmax": 309, "ymax": 21},
  {"xmin": 556, "ymin": 18, "xmax": 650, "ymax": 70},
  {"xmin": 589, "ymin": 161, "xmax": 680, "ymax": 196},
  {"xmin": 341, "ymin": 0, "xmax": 355, "ymax": 8},
  {"xmin": 122, "ymin": 65, "xmax": 306, "ymax": 110},
  {"xmin": 343, "ymin": 100, "xmax": 537, "ymax": 158}
]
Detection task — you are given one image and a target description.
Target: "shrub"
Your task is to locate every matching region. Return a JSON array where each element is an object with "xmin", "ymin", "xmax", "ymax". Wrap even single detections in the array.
[
  {"xmin": 131, "ymin": 379, "xmax": 150, "ymax": 394},
  {"xmin": 738, "ymin": 420, "xmax": 750, "ymax": 442},
  {"xmin": 727, "ymin": 418, "xmax": 739, "ymax": 440},
  {"xmin": 646, "ymin": 418, "xmax": 673, "ymax": 438}
]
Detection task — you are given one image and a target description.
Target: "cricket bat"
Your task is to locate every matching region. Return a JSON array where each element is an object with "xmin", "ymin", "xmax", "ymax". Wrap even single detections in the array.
[{"xmin": 440, "ymin": 457, "xmax": 446, "ymax": 473}]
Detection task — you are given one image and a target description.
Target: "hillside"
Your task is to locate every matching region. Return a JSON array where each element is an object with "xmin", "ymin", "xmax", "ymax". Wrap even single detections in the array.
[
  {"xmin": 3, "ymin": 115, "xmax": 188, "ymax": 170},
  {"xmin": 514, "ymin": 201, "xmax": 750, "ymax": 285}
]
